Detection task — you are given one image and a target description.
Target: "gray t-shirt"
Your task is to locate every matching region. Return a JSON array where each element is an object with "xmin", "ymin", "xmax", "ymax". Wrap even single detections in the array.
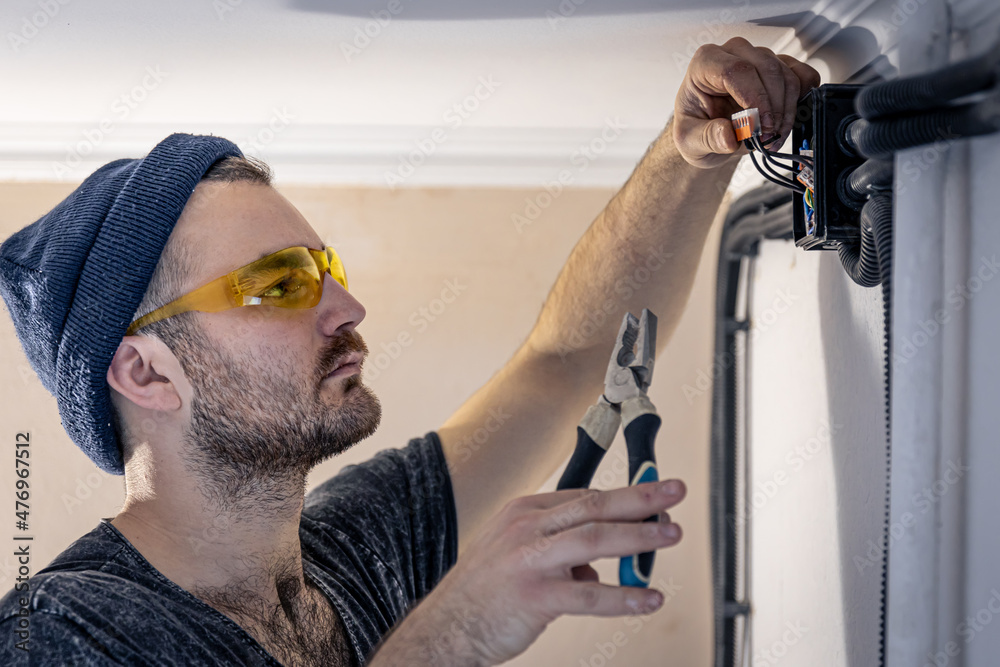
[{"xmin": 0, "ymin": 432, "xmax": 458, "ymax": 665}]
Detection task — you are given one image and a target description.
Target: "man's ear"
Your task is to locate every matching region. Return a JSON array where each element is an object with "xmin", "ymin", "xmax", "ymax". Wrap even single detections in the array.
[{"xmin": 106, "ymin": 336, "xmax": 185, "ymax": 412}]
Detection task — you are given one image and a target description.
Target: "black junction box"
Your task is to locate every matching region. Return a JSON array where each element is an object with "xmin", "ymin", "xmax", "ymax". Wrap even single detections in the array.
[{"xmin": 792, "ymin": 84, "xmax": 866, "ymax": 250}]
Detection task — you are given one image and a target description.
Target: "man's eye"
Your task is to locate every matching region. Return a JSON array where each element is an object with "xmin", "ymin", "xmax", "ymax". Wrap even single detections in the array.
[{"xmin": 261, "ymin": 277, "xmax": 303, "ymax": 298}]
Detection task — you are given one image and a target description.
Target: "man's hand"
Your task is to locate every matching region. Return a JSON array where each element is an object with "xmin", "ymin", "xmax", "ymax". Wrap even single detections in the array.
[
  {"xmin": 369, "ymin": 479, "xmax": 687, "ymax": 666},
  {"xmin": 673, "ymin": 37, "xmax": 821, "ymax": 169}
]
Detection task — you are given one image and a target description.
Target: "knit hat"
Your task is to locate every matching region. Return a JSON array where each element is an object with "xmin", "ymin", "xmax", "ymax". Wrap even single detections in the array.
[{"xmin": 0, "ymin": 133, "xmax": 243, "ymax": 475}]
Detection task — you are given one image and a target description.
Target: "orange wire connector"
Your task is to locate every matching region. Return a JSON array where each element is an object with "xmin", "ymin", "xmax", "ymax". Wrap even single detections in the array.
[{"xmin": 731, "ymin": 108, "xmax": 760, "ymax": 142}]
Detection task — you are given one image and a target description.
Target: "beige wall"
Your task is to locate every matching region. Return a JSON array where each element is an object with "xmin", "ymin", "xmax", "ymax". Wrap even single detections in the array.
[{"xmin": 0, "ymin": 180, "xmax": 723, "ymax": 665}]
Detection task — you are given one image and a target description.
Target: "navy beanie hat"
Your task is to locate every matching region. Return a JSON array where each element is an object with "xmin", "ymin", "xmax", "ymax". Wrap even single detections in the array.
[{"xmin": 0, "ymin": 133, "xmax": 243, "ymax": 475}]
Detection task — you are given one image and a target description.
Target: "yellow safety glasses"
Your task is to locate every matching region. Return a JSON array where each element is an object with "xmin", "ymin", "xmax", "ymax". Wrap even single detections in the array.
[{"xmin": 126, "ymin": 246, "xmax": 348, "ymax": 336}]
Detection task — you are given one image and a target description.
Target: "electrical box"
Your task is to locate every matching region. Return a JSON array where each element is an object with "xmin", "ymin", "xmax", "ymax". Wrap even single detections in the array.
[{"xmin": 792, "ymin": 84, "xmax": 866, "ymax": 250}]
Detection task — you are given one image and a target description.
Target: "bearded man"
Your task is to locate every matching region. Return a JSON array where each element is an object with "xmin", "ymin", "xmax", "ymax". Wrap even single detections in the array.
[{"xmin": 0, "ymin": 40, "xmax": 818, "ymax": 666}]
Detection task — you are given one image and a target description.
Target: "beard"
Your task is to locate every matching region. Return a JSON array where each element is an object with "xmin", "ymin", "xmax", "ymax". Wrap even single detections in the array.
[{"xmin": 169, "ymin": 320, "xmax": 382, "ymax": 509}]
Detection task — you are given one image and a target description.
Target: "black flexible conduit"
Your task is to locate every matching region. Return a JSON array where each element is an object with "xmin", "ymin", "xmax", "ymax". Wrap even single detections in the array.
[
  {"xmin": 855, "ymin": 40, "xmax": 999, "ymax": 120},
  {"xmin": 847, "ymin": 103, "xmax": 1000, "ymax": 158},
  {"xmin": 838, "ymin": 204, "xmax": 883, "ymax": 287},
  {"xmin": 845, "ymin": 159, "xmax": 894, "ymax": 202},
  {"xmin": 711, "ymin": 184, "xmax": 793, "ymax": 667},
  {"xmin": 838, "ymin": 160, "xmax": 894, "ymax": 287}
]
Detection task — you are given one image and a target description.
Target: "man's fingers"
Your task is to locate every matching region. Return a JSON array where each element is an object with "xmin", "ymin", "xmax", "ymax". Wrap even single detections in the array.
[
  {"xmin": 519, "ymin": 478, "xmax": 685, "ymax": 517},
  {"xmin": 545, "ymin": 581, "xmax": 666, "ymax": 617},
  {"xmin": 721, "ymin": 38, "xmax": 789, "ymax": 135},
  {"xmin": 542, "ymin": 480, "xmax": 685, "ymax": 530},
  {"xmin": 538, "ymin": 516, "xmax": 682, "ymax": 569},
  {"xmin": 692, "ymin": 44, "xmax": 771, "ymax": 125},
  {"xmin": 777, "ymin": 61, "xmax": 801, "ymax": 141},
  {"xmin": 778, "ymin": 54, "xmax": 822, "ymax": 94}
]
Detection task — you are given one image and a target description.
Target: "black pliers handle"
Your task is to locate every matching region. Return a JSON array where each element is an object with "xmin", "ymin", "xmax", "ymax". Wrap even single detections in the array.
[{"xmin": 556, "ymin": 309, "xmax": 660, "ymax": 587}]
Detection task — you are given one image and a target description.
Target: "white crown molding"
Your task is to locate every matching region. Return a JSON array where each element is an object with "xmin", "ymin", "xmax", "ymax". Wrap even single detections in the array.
[{"xmin": 0, "ymin": 122, "xmax": 663, "ymax": 189}]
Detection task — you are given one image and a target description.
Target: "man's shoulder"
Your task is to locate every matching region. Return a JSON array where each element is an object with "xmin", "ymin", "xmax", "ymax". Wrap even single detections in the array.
[
  {"xmin": 0, "ymin": 522, "xmax": 268, "ymax": 665},
  {"xmin": 0, "ymin": 521, "xmax": 139, "ymax": 622},
  {"xmin": 304, "ymin": 432, "xmax": 449, "ymax": 508},
  {"xmin": 301, "ymin": 431, "xmax": 454, "ymax": 539},
  {"xmin": 0, "ymin": 523, "xmax": 148, "ymax": 665}
]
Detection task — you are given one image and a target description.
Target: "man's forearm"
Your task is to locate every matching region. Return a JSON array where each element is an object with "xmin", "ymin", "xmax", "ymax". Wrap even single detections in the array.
[
  {"xmin": 526, "ymin": 119, "xmax": 739, "ymax": 370},
  {"xmin": 367, "ymin": 594, "xmax": 487, "ymax": 667}
]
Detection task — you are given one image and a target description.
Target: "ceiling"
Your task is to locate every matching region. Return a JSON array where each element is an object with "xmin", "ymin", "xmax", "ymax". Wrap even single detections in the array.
[{"xmin": 0, "ymin": 0, "xmax": 825, "ymax": 185}]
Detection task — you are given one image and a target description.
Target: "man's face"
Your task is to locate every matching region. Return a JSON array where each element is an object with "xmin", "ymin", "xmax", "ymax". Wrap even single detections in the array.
[{"xmin": 165, "ymin": 181, "xmax": 381, "ymax": 502}]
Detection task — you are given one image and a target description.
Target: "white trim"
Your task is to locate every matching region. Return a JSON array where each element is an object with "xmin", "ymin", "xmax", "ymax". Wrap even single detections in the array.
[{"xmin": 0, "ymin": 122, "xmax": 662, "ymax": 188}]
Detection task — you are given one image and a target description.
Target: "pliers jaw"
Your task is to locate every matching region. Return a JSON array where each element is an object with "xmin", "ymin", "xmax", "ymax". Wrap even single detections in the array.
[
  {"xmin": 603, "ymin": 309, "xmax": 657, "ymax": 406},
  {"xmin": 557, "ymin": 307, "xmax": 662, "ymax": 588}
]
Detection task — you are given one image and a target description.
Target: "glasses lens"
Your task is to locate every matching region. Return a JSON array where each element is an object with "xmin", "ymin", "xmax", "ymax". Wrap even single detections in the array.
[
  {"xmin": 260, "ymin": 267, "xmax": 322, "ymax": 308},
  {"xmin": 237, "ymin": 248, "xmax": 323, "ymax": 309},
  {"xmin": 326, "ymin": 247, "xmax": 348, "ymax": 291}
]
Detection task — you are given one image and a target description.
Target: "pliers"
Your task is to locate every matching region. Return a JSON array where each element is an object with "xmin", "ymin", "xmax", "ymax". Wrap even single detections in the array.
[{"xmin": 556, "ymin": 309, "xmax": 661, "ymax": 588}]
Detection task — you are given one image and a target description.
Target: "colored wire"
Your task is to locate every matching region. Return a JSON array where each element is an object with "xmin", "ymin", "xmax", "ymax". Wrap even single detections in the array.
[
  {"xmin": 749, "ymin": 151, "xmax": 804, "ymax": 192},
  {"xmin": 753, "ymin": 133, "xmax": 815, "ymax": 168}
]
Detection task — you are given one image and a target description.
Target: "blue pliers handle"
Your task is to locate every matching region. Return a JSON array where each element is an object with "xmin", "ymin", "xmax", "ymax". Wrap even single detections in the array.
[{"xmin": 556, "ymin": 309, "xmax": 660, "ymax": 588}]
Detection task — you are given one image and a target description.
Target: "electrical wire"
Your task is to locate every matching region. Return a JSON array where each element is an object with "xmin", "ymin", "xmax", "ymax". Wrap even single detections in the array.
[
  {"xmin": 763, "ymin": 147, "xmax": 814, "ymax": 167},
  {"xmin": 746, "ymin": 136, "xmax": 804, "ymax": 191},
  {"xmin": 748, "ymin": 151, "xmax": 805, "ymax": 192},
  {"xmin": 756, "ymin": 133, "xmax": 814, "ymax": 167},
  {"xmin": 749, "ymin": 135, "xmax": 798, "ymax": 178},
  {"xmin": 751, "ymin": 135, "xmax": 813, "ymax": 172}
]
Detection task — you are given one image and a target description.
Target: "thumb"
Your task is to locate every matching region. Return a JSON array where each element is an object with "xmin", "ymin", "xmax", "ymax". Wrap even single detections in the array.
[
  {"xmin": 702, "ymin": 117, "xmax": 740, "ymax": 155},
  {"xmin": 673, "ymin": 114, "xmax": 742, "ymax": 168}
]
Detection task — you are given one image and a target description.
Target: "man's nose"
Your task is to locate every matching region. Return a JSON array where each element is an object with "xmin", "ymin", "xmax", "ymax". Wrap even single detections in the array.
[{"xmin": 316, "ymin": 272, "xmax": 366, "ymax": 336}]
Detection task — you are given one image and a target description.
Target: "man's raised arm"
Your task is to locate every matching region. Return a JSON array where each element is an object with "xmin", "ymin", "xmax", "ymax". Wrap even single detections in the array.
[{"xmin": 438, "ymin": 38, "xmax": 821, "ymax": 551}]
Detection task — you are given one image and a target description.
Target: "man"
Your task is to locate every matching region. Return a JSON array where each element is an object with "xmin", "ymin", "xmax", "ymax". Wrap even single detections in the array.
[{"xmin": 0, "ymin": 39, "xmax": 818, "ymax": 665}]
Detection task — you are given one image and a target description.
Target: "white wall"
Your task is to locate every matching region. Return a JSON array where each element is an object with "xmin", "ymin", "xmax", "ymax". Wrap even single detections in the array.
[
  {"xmin": 747, "ymin": 0, "xmax": 1000, "ymax": 665},
  {"xmin": 747, "ymin": 242, "xmax": 887, "ymax": 665}
]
